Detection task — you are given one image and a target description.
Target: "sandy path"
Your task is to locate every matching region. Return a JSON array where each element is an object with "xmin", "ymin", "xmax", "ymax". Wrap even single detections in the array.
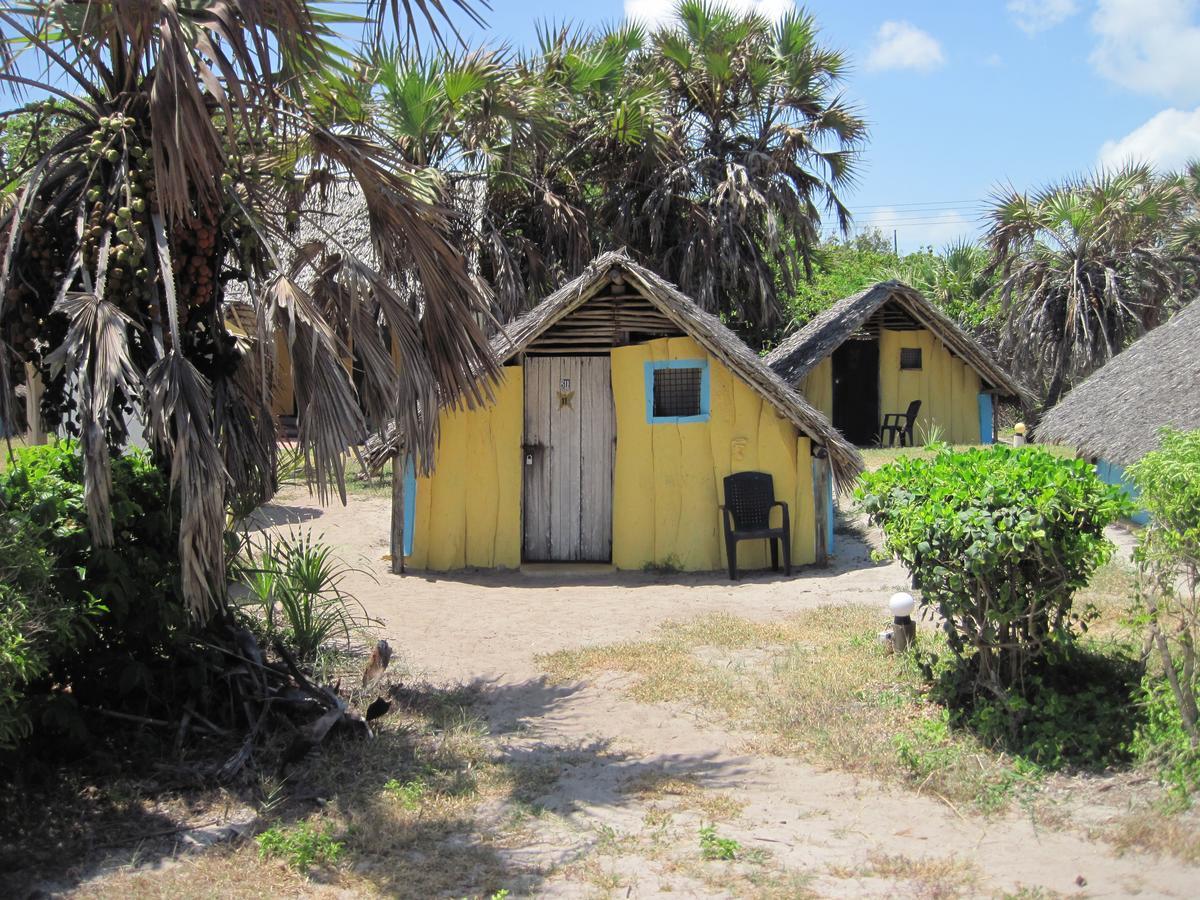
[{"xmin": 258, "ymin": 488, "xmax": 1197, "ymax": 898}]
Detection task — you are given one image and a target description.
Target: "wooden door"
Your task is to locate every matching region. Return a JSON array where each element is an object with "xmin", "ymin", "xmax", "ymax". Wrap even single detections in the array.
[{"xmin": 523, "ymin": 356, "xmax": 614, "ymax": 561}]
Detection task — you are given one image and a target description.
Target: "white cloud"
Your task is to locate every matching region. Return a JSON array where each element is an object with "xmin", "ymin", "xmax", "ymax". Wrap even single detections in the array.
[
  {"xmin": 624, "ymin": 0, "xmax": 793, "ymax": 29},
  {"xmin": 1090, "ymin": 0, "xmax": 1200, "ymax": 102},
  {"xmin": 1098, "ymin": 106, "xmax": 1200, "ymax": 171},
  {"xmin": 865, "ymin": 21, "xmax": 946, "ymax": 73},
  {"xmin": 1007, "ymin": 0, "xmax": 1080, "ymax": 34}
]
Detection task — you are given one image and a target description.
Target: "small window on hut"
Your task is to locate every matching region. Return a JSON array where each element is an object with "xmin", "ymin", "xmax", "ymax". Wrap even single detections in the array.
[
  {"xmin": 645, "ymin": 361, "xmax": 710, "ymax": 423},
  {"xmin": 900, "ymin": 348, "xmax": 923, "ymax": 370}
]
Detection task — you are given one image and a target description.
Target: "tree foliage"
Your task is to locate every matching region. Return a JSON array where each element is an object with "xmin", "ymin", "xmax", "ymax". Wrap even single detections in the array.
[
  {"xmin": 0, "ymin": 441, "xmax": 180, "ymax": 751},
  {"xmin": 772, "ymin": 231, "xmax": 1002, "ymax": 347},
  {"xmin": 0, "ymin": 1, "xmax": 495, "ymax": 615},
  {"xmin": 468, "ymin": 1, "xmax": 867, "ymax": 340},
  {"xmin": 1130, "ymin": 429, "xmax": 1200, "ymax": 753},
  {"xmin": 857, "ymin": 446, "xmax": 1129, "ymax": 700},
  {"xmin": 985, "ymin": 163, "xmax": 1200, "ymax": 406}
]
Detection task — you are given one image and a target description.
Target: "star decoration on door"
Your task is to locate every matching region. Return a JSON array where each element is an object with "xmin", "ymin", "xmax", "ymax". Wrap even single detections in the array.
[{"xmin": 557, "ymin": 389, "xmax": 576, "ymax": 410}]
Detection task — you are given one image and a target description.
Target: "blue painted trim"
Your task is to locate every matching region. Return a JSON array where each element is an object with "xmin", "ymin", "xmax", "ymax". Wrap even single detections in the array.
[
  {"xmin": 644, "ymin": 359, "xmax": 711, "ymax": 424},
  {"xmin": 825, "ymin": 467, "xmax": 835, "ymax": 555},
  {"xmin": 977, "ymin": 393, "xmax": 994, "ymax": 445},
  {"xmin": 1095, "ymin": 458, "xmax": 1150, "ymax": 526},
  {"xmin": 402, "ymin": 453, "xmax": 416, "ymax": 556}
]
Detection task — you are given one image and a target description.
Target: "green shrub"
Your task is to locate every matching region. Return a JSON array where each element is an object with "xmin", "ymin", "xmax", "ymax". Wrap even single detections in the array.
[
  {"xmin": 256, "ymin": 821, "xmax": 344, "ymax": 872},
  {"xmin": 0, "ymin": 440, "xmax": 190, "ymax": 753},
  {"xmin": 0, "ymin": 502, "xmax": 103, "ymax": 749},
  {"xmin": 237, "ymin": 529, "xmax": 375, "ymax": 663},
  {"xmin": 698, "ymin": 824, "xmax": 742, "ymax": 861},
  {"xmin": 1129, "ymin": 672, "xmax": 1200, "ymax": 803},
  {"xmin": 857, "ymin": 446, "xmax": 1129, "ymax": 701},
  {"xmin": 1128, "ymin": 428, "xmax": 1200, "ymax": 786}
]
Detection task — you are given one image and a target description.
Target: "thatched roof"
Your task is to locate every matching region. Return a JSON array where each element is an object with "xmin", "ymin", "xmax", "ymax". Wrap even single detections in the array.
[
  {"xmin": 492, "ymin": 250, "xmax": 864, "ymax": 490},
  {"xmin": 763, "ymin": 281, "xmax": 1030, "ymax": 403},
  {"xmin": 1037, "ymin": 300, "xmax": 1200, "ymax": 467},
  {"xmin": 221, "ymin": 176, "xmax": 485, "ymax": 313}
]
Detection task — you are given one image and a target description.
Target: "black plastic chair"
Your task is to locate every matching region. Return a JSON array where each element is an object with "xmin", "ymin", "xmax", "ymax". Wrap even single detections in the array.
[
  {"xmin": 720, "ymin": 472, "xmax": 791, "ymax": 581},
  {"xmin": 880, "ymin": 400, "xmax": 922, "ymax": 447}
]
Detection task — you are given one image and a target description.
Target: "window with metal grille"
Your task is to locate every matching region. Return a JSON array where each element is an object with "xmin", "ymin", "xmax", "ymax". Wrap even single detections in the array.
[
  {"xmin": 900, "ymin": 348, "xmax": 923, "ymax": 370},
  {"xmin": 645, "ymin": 361, "xmax": 709, "ymax": 423}
]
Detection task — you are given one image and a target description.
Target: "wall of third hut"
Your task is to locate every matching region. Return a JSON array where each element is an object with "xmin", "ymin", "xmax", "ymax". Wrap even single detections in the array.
[{"xmin": 798, "ymin": 328, "xmax": 984, "ymax": 444}]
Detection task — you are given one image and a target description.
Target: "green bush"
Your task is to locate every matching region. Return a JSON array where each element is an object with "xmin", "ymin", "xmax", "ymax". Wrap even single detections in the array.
[
  {"xmin": 0, "ymin": 500, "xmax": 102, "ymax": 749},
  {"xmin": 1128, "ymin": 428, "xmax": 1200, "ymax": 787},
  {"xmin": 256, "ymin": 821, "xmax": 344, "ymax": 872},
  {"xmin": 236, "ymin": 529, "xmax": 375, "ymax": 664},
  {"xmin": 0, "ymin": 440, "xmax": 189, "ymax": 753},
  {"xmin": 857, "ymin": 446, "xmax": 1129, "ymax": 700}
]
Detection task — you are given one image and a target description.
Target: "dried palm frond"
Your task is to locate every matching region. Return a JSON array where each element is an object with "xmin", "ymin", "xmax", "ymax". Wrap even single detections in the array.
[
  {"xmin": 43, "ymin": 291, "xmax": 140, "ymax": 544},
  {"xmin": 1, "ymin": 0, "xmax": 494, "ymax": 618}
]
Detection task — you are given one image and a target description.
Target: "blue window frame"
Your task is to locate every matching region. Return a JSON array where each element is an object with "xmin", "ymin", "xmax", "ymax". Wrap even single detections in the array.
[{"xmin": 644, "ymin": 359, "xmax": 710, "ymax": 424}]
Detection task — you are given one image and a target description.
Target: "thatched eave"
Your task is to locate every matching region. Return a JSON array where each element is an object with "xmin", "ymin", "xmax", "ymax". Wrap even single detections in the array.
[
  {"xmin": 490, "ymin": 250, "xmax": 864, "ymax": 491},
  {"xmin": 764, "ymin": 281, "xmax": 1032, "ymax": 406},
  {"xmin": 1037, "ymin": 300, "xmax": 1200, "ymax": 467}
]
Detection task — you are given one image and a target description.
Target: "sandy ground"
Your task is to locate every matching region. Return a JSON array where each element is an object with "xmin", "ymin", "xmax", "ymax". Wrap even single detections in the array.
[{"xmin": 253, "ymin": 487, "xmax": 1195, "ymax": 898}]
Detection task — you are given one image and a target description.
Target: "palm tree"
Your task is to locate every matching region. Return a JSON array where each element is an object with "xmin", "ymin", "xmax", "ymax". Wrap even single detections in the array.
[
  {"xmin": 476, "ymin": 21, "xmax": 662, "ymax": 319},
  {"xmin": 626, "ymin": 1, "xmax": 866, "ymax": 341},
  {"xmin": 985, "ymin": 164, "xmax": 1196, "ymax": 407},
  {"xmin": 371, "ymin": 41, "xmax": 562, "ymax": 320},
  {"xmin": 891, "ymin": 240, "xmax": 999, "ymax": 336},
  {"xmin": 473, "ymin": 2, "xmax": 866, "ymax": 341},
  {"xmin": 0, "ymin": 1, "xmax": 495, "ymax": 616}
]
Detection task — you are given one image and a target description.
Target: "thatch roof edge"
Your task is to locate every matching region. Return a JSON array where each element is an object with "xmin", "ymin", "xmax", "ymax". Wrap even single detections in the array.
[
  {"xmin": 764, "ymin": 281, "xmax": 1031, "ymax": 405},
  {"xmin": 1036, "ymin": 300, "xmax": 1200, "ymax": 467},
  {"xmin": 491, "ymin": 250, "xmax": 864, "ymax": 490}
]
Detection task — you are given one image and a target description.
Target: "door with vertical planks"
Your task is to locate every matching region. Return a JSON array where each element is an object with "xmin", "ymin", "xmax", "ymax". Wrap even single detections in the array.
[{"xmin": 523, "ymin": 356, "xmax": 614, "ymax": 561}]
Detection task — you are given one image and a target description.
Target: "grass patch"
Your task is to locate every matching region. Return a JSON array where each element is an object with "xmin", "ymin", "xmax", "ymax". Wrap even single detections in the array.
[
  {"xmin": 698, "ymin": 824, "xmax": 744, "ymax": 860},
  {"xmin": 2, "ymin": 678, "xmax": 534, "ymax": 898},
  {"xmin": 344, "ymin": 456, "xmax": 392, "ymax": 496},
  {"xmin": 1103, "ymin": 807, "xmax": 1200, "ymax": 864},
  {"xmin": 621, "ymin": 771, "xmax": 746, "ymax": 821},
  {"xmin": 256, "ymin": 821, "xmax": 344, "ymax": 872},
  {"xmin": 539, "ymin": 594, "xmax": 1149, "ymax": 815},
  {"xmin": 541, "ymin": 607, "xmax": 1038, "ymax": 811},
  {"xmin": 835, "ymin": 851, "xmax": 982, "ymax": 898}
]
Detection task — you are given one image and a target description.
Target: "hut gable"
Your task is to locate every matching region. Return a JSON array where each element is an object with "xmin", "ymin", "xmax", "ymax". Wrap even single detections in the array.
[
  {"xmin": 1037, "ymin": 300, "xmax": 1200, "ymax": 467},
  {"xmin": 764, "ymin": 281, "xmax": 1029, "ymax": 403},
  {"xmin": 491, "ymin": 250, "xmax": 863, "ymax": 489}
]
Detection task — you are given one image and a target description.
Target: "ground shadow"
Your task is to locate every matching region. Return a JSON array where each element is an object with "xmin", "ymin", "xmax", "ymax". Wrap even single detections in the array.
[
  {"xmin": 240, "ymin": 502, "xmax": 324, "ymax": 531},
  {"xmin": 4, "ymin": 675, "xmax": 750, "ymax": 899},
  {"xmin": 394, "ymin": 521, "xmax": 882, "ymax": 591}
]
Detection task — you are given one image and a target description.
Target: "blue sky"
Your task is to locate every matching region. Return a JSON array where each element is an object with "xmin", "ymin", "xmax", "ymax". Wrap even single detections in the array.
[{"xmin": 453, "ymin": 0, "xmax": 1200, "ymax": 252}]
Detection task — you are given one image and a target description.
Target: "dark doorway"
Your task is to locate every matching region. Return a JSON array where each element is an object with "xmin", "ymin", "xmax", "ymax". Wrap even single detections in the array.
[{"xmin": 831, "ymin": 339, "xmax": 880, "ymax": 446}]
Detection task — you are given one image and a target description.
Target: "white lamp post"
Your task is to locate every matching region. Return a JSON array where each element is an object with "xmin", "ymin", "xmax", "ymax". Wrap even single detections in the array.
[{"xmin": 889, "ymin": 591, "xmax": 917, "ymax": 652}]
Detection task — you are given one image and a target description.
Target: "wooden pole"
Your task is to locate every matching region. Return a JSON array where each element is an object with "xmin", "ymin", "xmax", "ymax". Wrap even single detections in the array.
[
  {"xmin": 24, "ymin": 362, "xmax": 46, "ymax": 445},
  {"xmin": 390, "ymin": 442, "xmax": 406, "ymax": 575},
  {"xmin": 812, "ymin": 446, "xmax": 830, "ymax": 567}
]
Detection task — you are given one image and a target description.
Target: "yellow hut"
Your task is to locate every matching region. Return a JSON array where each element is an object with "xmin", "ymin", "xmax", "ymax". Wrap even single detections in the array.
[
  {"xmin": 764, "ymin": 282, "xmax": 1028, "ymax": 446},
  {"xmin": 399, "ymin": 251, "xmax": 862, "ymax": 573}
]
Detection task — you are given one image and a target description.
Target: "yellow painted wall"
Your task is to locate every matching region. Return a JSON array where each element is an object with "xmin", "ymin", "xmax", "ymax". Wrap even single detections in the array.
[
  {"xmin": 409, "ymin": 342, "xmax": 819, "ymax": 572},
  {"xmin": 611, "ymin": 336, "xmax": 817, "ymax": 571},
  {"xmin": 878, "ymin": 329, "xmax": 981, "ymax": 444},
  {"xmin": 407, "ymin": 366, "xmax": 524, "ymax": 569},
  {"xmin": 798, "ymin": 357, "xmax": 833, "ymax": 420}
]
